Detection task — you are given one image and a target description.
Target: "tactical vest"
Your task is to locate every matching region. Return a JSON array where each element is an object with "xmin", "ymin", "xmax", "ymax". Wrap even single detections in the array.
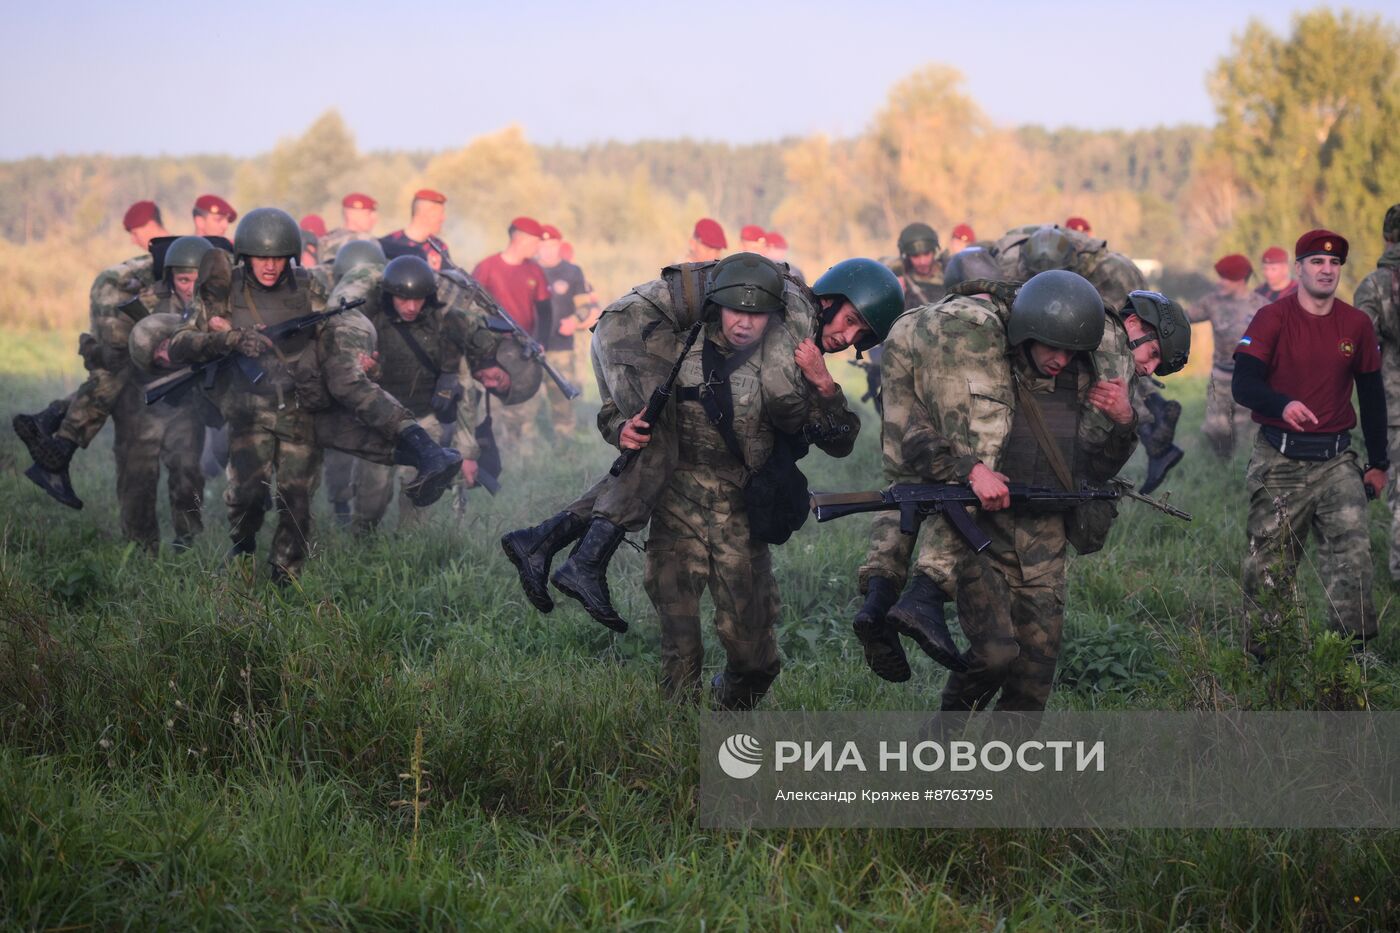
[
  {"xmin": 673, "ymin": 332, "xmax": 768, "ymax": 485},
  {"xmin": 1000, "ymin": 358, "xmax": 1083, "ymax": 502},
  {"xmin": 368, "ymin": 294, "xmax": 458, "ymax": 416},
  {"xmin": 227, "ymin": 266, "xmax": 314, "ymax": 395}
]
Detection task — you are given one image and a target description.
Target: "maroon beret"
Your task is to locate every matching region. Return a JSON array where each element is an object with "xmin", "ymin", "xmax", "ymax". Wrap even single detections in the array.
[
  {"xmin": 540, "ymin": 224, "xmax": 562, "ymax": 241},
  {"xmin": 122, "ymin": 200, "xmax": 159, "ymax": 232},
  {"xmin": 1214, "ymin": 253, "xmax": 1253, "ymax": 281},
  {"xmin": 510, "ymin": 216, "xmax": 543, "ymax": 237},
  {"xmin": 1295, "ymin": 229, "xmax": 1347, "ymax": 263},
  {"xmin": 1065, "ymin": 216, "xmax": 1091, "ymax": 233},
  {"xmin": 560, "ymin": 241, "xmax": 575, "ymax": 262},
  {"xmin": 342, "ymin": 192, "xmax": 377, "ymax": 210},
  {"xmin": 1261, "ymin": 246, "xmax": 1289, "ymax": 264},
  {"xmin": 765, "ymin": 230, "xmax": 788, "ymax": 250},
  {"xmin": 693, "ymin": 218, "xmax": 726, "ymax": 249},
  {"xmin": 193, "ymin": 194, "xmax": 236, "ymax": 221},
  {"xmin": 951, "ymin": 223, "xmax": 975, "ymax": 241},
  {"xmin": 739, "ymin": 224, "xmax": 767, "ymax": 243},
  {"xmin": 299, "ymin": 214, "xmax": 328, "ymax": 238},
  {"xmin": 414, "ymin": 188, "xmax": 447, "ymax": 204}
]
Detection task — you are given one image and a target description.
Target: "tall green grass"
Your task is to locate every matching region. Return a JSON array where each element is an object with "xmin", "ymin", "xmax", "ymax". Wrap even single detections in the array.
[{"xmin": 3, "ymin": 358, "xmax": 1398, "ymax": 929}]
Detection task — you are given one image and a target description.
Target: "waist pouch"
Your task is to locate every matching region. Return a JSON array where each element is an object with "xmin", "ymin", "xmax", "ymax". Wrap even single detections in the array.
[{"xmin": 1259, "ymin": 425, "xmax": 1350, "ymax": 461}]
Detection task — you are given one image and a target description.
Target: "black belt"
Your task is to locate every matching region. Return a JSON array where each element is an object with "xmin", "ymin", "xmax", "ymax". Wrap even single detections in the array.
[{"xmin": 1259, "ymin": 424, "xmax": 1350, "ymax": 461}]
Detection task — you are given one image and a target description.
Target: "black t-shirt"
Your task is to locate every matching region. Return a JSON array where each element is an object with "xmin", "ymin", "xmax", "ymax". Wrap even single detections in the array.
[{"xmin": 540, "ymin": 260, "xmax": 590, "ymax": 351}]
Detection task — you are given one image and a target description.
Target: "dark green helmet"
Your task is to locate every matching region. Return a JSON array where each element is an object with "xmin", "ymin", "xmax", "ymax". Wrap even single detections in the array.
[
  {"xmin": 942, "ymin": 246, "xmax": 1001, "ymax": 290},
  {"xmin": 705, "ymin": 252, "xmax": 786, "ymax": 315},
  {"xmin": 333, "ymin": 239, "xmax": 386, "ymax": 283},
  {"xmin": 1022, "ymin": 226, "xmax": 1076, "ymax": 276},
  {"xmin": 1008, "ymin": 270, "xmax": 1105, "ymax": 351},
  {"xmin": 811, "ymin": 257, "xmax": 903, "ymax": 351},
  {"xmin": 233, "ymin": 207, "xmax": 303, "ymax": 262},
  {"xmin": 1122, "ymin": 290, "xmax": 1192, "ymax": 376},
  {"xmin": 1385, "ymin": 203, "xmax": 1400, "ymax": 242},
  {"xmin": 163, "ymin": 235, "xmax": 214, "ymax": 273},
  {"xmin": 382, "ymin": 255, "xmax": 437, "ymax": 300},
  {"xmin": 898, "ymin": 222, "xmax": 939, "ymax": 257}
]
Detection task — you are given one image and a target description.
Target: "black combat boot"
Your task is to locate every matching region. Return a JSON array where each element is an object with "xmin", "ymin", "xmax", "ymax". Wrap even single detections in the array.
[
  {"xmin": 225, "ymin": 536, "xmax": 256, "ymax": 564},
  {"xmin": 394, "ymin": 424, "xmax": 464, "ymax": 507},
  {"xmin": 710, "ymin": 669, "xmax": 777, "ymax": 711},
  {"xmin": 1140, "ymin": 444, "xmax": 1184, "ymax": 495},
  {"xmin": 551, "ymin": 518, "xmax": 629, "ymax": 632},
  {"xmin": 1137, "ymin": 414, "xmax": 1184, "ymax": 496},
  {"xmin": 886, "ymin": 574, "xmax": 968, "ymax": 672},
  {"xmin": 501, "ymin": 511, "xmax": 587, "ymax": 613},
  {"xmin": 1144, "ymin": 392, "xmax": 1182, "ymax": 448},
  {"xmin": 12, "ymin": 399, "xmax": 68, "ymax": 456},
  {"xmin": 23, "ymin": 463, "xmax": 83, "ymax": 510},
  {"xmin": 852, "ymin": 576, "xmax": 912, "ymax": 682}
]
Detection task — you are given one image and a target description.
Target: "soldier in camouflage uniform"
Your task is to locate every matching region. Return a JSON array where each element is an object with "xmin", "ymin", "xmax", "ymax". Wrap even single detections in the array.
[
  {"xmin": 501, "ymin": 255, "xmax": 902, "ymax": 632},
  {"xmin": 1234, "ymin": 229, "xmax": 1387, "ymax": 654},
  {"xmin": 1188, "ymin": 254, "xmax": 1266, "ymax": 460},
  {"xmin": 1354, "ymin": 204, "xmax": 1400, "ymax": 582},
  {"xmin": 637, "ymin": 254, "xmax": 863, "ymax": 708},
  {"xmin": 884, "ymin": 222, "xmax": 947, "ymax": 310},
  {"xmin": 13, "ymin": 201, "xmax": 172, "ymax": 508},
  {"xmin": 857, "ymin": 272, "xmax": 1154, "ymax": 709},
  {"xmin": 167, "ymin": 208, "xmax": 461, "ymax": 580}
]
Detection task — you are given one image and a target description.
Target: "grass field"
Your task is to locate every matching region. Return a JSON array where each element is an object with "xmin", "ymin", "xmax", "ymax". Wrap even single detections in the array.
[{"xmin": 3, "ymin": 347, "xmax": 1399, "ymax": 930}]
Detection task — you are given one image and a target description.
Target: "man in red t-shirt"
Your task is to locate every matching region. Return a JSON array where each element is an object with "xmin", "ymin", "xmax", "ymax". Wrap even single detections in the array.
[
  {"xmin": 473, "ymin": 216, "xmax": 553, "ymax": 449},
  {"xmin": 1232, "ymin": 228, "xmax": 1388, "ymax": 655}
]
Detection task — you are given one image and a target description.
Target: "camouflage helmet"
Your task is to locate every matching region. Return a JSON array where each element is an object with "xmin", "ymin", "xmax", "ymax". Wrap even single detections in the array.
[
  {"xmin": 233, "ymin": 207, "xmax": 303, "ymax": 262},
  {"xmin": 482, "ymin": 338, "xmax": 545, "ymax": 406},
  {"xmin": 1008, "ymin": 270, "xmax": 1105, "ymax": 351},
  {"xmin": 941, "ymin": 246, "xmax": 1001, "ymax": 290},
  {"xmin": 164, "ymin": 235, "xmax": 214, "ymax": 273},
  {"xmin": 333, "ymin": 238, "xmax": 386, "ymax": 284},
  {"xmin": 1022, "ymin": 226, "xmax": 1077, "ymax": 276},
  {"xmin": 898, "ymin": 222, "xmax": 939, "ymax": 257},
  {"xmin": 128, "ymin": 312, "xmax": 184, "ymax": 374},
  {"xmin": 1385, "ymin": 203, "xmax": 1400, "ymax": 242},
  {"xmin": 382, "ymin": 255, "xmax": 437, "ymax": 300},
  {"xmin": 705, "ymin": 252, "xmax": 786, "ymax": 315},
  {"xmin": 811, "ymin": 257, "xmax": 903, "ymax": 351},
  {"xmin": 1121, "ymin": 290, "xmax": 1192, "ymax": 376}
]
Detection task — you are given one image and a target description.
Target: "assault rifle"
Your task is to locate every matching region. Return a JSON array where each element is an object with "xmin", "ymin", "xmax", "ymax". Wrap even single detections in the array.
[
  {"xmin": 144, "ymin": 297, "xmax": 365, "ymax": 406},
  {"xmin": 433, "ymin": 250, "xmax": 581, "ymax": 402},
  {"xmin": 1108, "ymin": 477, "xmax": 1192, "ymax": 521},
  {"xmin": 810, "ymin": 483, "xmax": 1121, "ymax": 552},
  {"xmin": 608, "ymin": 319, "xmax": 705, "ymax": 477}
]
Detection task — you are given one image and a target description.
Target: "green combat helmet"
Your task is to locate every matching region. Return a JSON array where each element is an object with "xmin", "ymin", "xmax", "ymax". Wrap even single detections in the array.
[
  {"xmin": 128, "ymin": 312, "xmax": 185, "ymax": 375},
  {"xmin": 1009, "ymin": 269, "xmax": 1105, "ymax": 351},
  {"xmin": 163, "ymin": 235, "xmax": 214, "ymax": 281},
  {"xmin": 811, "ymin": 257, "xmax": 904, "ymax": 351},
  {"xmin": 1122, "ymin": 290, "xmax": 1192, "ymax": 376},
  {"xmin": 333, "ymin": 239, "xmax": 386, "ymax": 284},
  {"xmin": 233, "ymin": 207, "xmax": 303, "ymax": 263},
  {"xmin": 942, "ymin": 246, "xmax": 1001, "ymax": 290},
  {"xmin": 1384, "ymin": 203, "xmax": 1400, "ymax": 242},
  {"xmin": 1022, "ymin": 226, "xmax": 1077, "ymax": 276},
  {"xmin": 898, "ymin": 222, "xmax": 939, "ymax": 257},
  {"xmin": 485, "ymin": 339, "xmax": 545, "ymax": 406},
  {"xmin": 382, "ymin": 255, "xmax": 437, "ymax": 300},
  {"xmin": 705, "ymin": 252, "xmax": 786, "ymax": 314}
]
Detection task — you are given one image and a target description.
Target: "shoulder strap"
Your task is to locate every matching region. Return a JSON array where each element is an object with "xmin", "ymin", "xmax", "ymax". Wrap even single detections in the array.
[
  {"xmin": 1012, "ymin": 372, "xmax": 1076, "ymax": 491},
  {"xmin": 391, "ymin": 318, "xmax": 444, "ymax": 375},
  {"xmin": 694, "ymin": 338, "xmax": 761, "ymax": 468}
]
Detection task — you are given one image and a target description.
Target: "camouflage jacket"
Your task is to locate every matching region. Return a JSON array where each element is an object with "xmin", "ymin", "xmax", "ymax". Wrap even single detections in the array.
[
  {"xmin": 1187, "ymin": 287, "xmax": 1266, "ymax": 371},
  {"xmin": 1355, "ymin": 241, "xmax": 1400, "ymax": 425},
  {"xmin": 83, "ymin": 253, "xmax": 159, "ymax": 370},
  {"xmin": 319, "ymin": 228, "xmax": 378, "ymax": 262},
  {"xmin": 992, "ymin": 225, "xmax": 1145, "ymax": 312},
  {"xmin": 879, "ymin": 292, "xmax": 1138, "ymax": 487}
]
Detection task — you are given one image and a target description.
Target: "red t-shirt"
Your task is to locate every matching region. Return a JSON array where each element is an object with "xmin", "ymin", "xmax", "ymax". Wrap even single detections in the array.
[
  {"xmin": 471, "ymin": 253, "xmax": 550, "ymax": 334},
  {"xmin": 1234, "ymin": 293, "xmax": 1381, "ymax": 433}
]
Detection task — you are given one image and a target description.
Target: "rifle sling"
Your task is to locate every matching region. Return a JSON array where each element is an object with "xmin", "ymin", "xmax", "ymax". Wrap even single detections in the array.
[
  {"xmin": 1012, "ymin": 374, "xmax": 1076, "ymax": 492},
  {"xmin": 675, "ymin": 338, "xmax": 761, "ymax": 469},
  {"xmin": 390, "ymin": 317, "xmax": 445, "ymax": 376},
  {"xmin": 242, "ymin": 281, "xmax": 294, "ymax": 370}
]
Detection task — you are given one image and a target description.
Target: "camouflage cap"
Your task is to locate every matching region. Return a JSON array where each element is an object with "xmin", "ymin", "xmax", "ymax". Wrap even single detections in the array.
[{"xmin": 128, "ymin": 312, "xmax": 184, "ymax": 374}]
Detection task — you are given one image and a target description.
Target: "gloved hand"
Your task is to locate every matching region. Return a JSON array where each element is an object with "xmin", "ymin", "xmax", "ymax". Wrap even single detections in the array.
[
  {"xmin": 223, "ymin": 328, "xmax": 271, "ymax": 358},
  {"xmin": 431, "ymin": 372, "xmax": 463, "ymax": 423}
]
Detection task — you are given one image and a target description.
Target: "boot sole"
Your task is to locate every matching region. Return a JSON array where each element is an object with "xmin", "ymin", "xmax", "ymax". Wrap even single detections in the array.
[
  {"xmin": 887, "ymin": 608, "xmax": 968, "ymax": 673},
  {"xmin": 1139, "ymin": 446, "xmax": 1185, "ymax": 496},
  {"xmin": 405, "ymin": 454, "xmax": 464, "ymax": 507},
  {"xmin": 853, "ymin": 615, "xmax": 913, "ymax": 682},
  {"xmin": 500, "ymin": 533, "xmax": 556, "ymax": 614},
  {"xmin": 14, "ymin": 414, "xmax": 68, "ymax": 470},
  {"xmin": 551, "ymin": 571, "xmax": 628, "ymax": 633}
]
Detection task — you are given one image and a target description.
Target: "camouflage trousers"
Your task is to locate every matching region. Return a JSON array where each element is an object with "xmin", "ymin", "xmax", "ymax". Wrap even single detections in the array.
[
  {"xmin": 1202, "ymin": 366, "xmax": 1252, "ymax": 460},
  {"xmin": 940, "ymin": 510, "xmax": 1068, "ymax": 713},
  {"xmin": 112, "ymin": 380, "xmax": 205, "ymax": 553},
  {"xmin": 352, "ymin": 411, "xmax": 456, "ymax": 532},
  {"xmin": 858, "ymin": 468, "xmax": 923, "ymax": 592},
  {"xmin": 322, "ymin": 449, "xmax": 357, "ymax": 508},
  {"xmin": 1384, "ymin": 426, "xmax": 1400, "ymax": 583},
  {"xmin": 543, "ymin": 347, "xmax": 581, "ymax": 437},
  {"xmin": 1241, "ymin": 433, "xmax": 1377, "ymax": 647},
  {"xmin": 493, "ymin": 390, "xmax": 545, "ymax": 452},
  {"xmin": 224, "ymin": 396, "xmax": 323, "ymax": 577},
  {"xmin": 643, "ymin": 469, "xmax": 782, "ymax": 700},
  {"xmin": 55, "ymin": 363, "xmax": 130, "ymax": 448}
]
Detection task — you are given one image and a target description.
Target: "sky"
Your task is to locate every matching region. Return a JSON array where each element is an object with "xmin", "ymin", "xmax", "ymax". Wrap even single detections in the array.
[{"xmin": 0, "ymin": 0, "xmax": 1393, "ymax": 159}]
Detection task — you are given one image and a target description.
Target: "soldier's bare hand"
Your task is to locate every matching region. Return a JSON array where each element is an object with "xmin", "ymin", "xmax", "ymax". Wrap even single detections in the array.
[
  {"xmin": 1282, "ymin": 400, "xmax": 1319, "ymax": 431},
  {"xmin": 154, "ymin": 339, "xmax": 173, "ymax": 369},
  {"xmin": 358, "ymin": 351, "xmax": 380, "ymax": 377},
  {"xmin": 968, "ymin": 462, "xmax": 1011, "ymax": 511},
  {"xmin": 619, "ymin": 409, "xmax": 652, "ymax": 451},
  {"xmin": 795, "ymin": 338, "xmax": 838, "ymax": 397},
  {"xmin": 1364, "ymin": 467, "xmax": 1387, "ymax": 499},
  {"xmin": 460, "ymin": 459, "xmax": 479, "ymax": 488},
  {"xmin": 1088, "ymin": 378, "xmax": 1133, "ymax": 425},
  {"xmin": 558, "ymin": 317, "xmax": 578, "ymax": 337},
  {"xmin": 208, "ymin": 316, "xmax": 232, "ymax": 333}
]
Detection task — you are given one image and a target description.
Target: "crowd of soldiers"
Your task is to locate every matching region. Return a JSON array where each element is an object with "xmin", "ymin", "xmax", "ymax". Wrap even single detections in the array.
[{"xmin": 12, "ymin": 191, "xmax": 1400, "ymax": 712}]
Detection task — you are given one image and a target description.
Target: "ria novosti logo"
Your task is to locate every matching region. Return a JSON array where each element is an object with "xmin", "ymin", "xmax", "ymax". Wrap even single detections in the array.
[{"xmin": 717, "ymin": 733, "xmax": 764, "ymax": 779}]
